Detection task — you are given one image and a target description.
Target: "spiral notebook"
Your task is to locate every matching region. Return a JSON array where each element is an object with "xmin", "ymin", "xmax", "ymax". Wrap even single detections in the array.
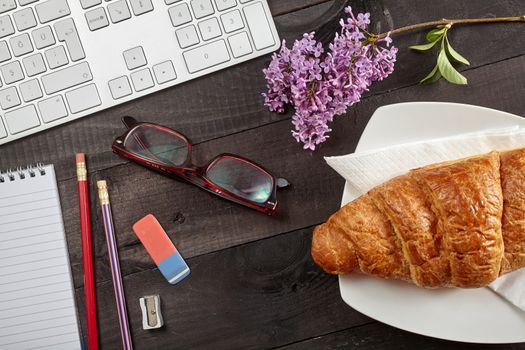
[{"xmin": 0, "ymin": 165, "xmax": 82, "ymax": 350}]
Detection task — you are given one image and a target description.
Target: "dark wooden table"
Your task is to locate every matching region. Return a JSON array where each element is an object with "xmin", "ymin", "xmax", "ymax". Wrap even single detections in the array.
[{"xmin": 2, "ymin": 0, "xmax": 525, "ymax": 348}]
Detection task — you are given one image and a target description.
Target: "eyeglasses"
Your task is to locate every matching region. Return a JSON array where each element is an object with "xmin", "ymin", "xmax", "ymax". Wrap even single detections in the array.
[{"xmin": 111, "ymin": 117, "xmax": 290, "ymax": 215}]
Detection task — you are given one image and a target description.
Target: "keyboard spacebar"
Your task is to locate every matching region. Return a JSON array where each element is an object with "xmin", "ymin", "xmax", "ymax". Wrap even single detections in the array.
[
  {"xmin": 183, "ymin": 40, "xmax": 230, "ymax": 74},
  {"xmin": 41, "ymin": 62, "xmax": 93, "ymax": 95}
]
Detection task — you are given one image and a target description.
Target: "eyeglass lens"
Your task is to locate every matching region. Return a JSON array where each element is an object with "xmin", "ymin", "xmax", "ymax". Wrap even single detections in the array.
[
  {"xmin": 124, "ymin": 124, "xmax": 188, "ymax": 167},
  {"xmin": 206, "ymin": 156, "xmax": 273, "ymax": 203}
]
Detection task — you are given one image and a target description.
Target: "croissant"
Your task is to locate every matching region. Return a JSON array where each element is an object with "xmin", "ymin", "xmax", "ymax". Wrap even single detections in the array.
[{"xmin": 312, "ymin": 149, "xmax": 525, "ymax": 288}]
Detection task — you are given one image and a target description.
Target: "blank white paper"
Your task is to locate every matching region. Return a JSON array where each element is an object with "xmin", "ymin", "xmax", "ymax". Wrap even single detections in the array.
[{"xmin": 0, "ymin": 165, "xmax": 81, "ymax": 350}]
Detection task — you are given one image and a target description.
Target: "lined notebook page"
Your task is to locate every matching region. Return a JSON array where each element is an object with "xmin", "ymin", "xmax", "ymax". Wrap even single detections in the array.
[{"xmin": 0, "ymin": 165, "xmax": 82, "ymax": 350}]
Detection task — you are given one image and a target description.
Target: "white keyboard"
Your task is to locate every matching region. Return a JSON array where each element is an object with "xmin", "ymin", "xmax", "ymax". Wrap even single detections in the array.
[{"xmin": 0, "ymin": 0, "xmax": 280, "ymax": 145}]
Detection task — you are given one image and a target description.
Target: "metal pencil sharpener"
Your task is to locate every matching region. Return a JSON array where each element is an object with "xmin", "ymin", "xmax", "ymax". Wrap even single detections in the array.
[{"xmin": 139, "ymin": 295, "xmax": 164, "ymax": 330}]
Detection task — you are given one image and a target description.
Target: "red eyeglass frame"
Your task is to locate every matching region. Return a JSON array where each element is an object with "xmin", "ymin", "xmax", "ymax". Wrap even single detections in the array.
[{"xmin": 111, "ymin": 117, "xmax": 288, "ymax": 215}]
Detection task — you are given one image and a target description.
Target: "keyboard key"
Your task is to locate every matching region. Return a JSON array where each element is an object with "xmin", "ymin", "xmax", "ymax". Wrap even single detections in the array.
[
  {"xmin": 243, "ymin": 2, "xmax": 274, "ymax": 50},
  {"xmin": 123, "ymin": 46, "xmax": 146, "ymax": 70},
  {"xmin": 168, "ymin": 3, "xmax": 191, "ymax": 27},
  {"xmin": 0, "ymin": 117, "xmax": 6, "ymax": 138},
  {"xmin": 108, "ymin": 0, "xmax": 131, "ymax": 23},
  {"xmin": 5, "ymin": 104, "xmax": 40, "ymax": 134},
  {"xmin": 165, "ymin": 0, "xmax": 180, "ymax": 4},
  {"xmin": 153, "ymin": 60, "xmax": 176, "ymax": 84},
  {"xmin": 198, "ymin": 17, "xmax": 221, "ymax": 41},
  {"xmin": 65, "ymin": 83, "xmax": 100, "ymax": 113},
  {"xmin": 23, "ymin": 52, "xmax": 46, "ymax": 75},
  {"xmin": 228, "ymin": 31, "xmax": 252, "ymax": 58},
  {"xmin": 19, "ymin": 78, "xmax": 43, "ymax": 102},
  {"xmin": 41, "ymin": 61, "xmax": 92, "ymax": 94},
  {"xmin": 44, "ymin": 45, "xmax": 67, "ymax": 68},
  {"xmin": 32, "ymin": 25, "xmax": 55, "ymax": 49},
  {"xmin": 176, "ymin": 25, "xmax": 199, "ymax": 49},
  {"xmin": 38, "ymin": 94, "xmax": 67, "ymax": 122},
  {"xmin": 1, "ymin": 60, "xmax": 23, "ymax": 84},
  {"xmin": 0, "ymin": 15, "xmax": 14, "ymax": 38},
  {"xmin": 35, "ymin": 0, "xmax": 70, "ymax": 24},
  {"xmin": 190, "ymin": 0, "xmax": 213, "ymax": 19},
  {"xmin": 18, "ymin": 0, "xmax": 39, "ymax": 5},
  {"xmin": 0, "ymin": 40, "xmax": 10, "ymax": 62},
  {"xmin": 54, "ymin": 18, "xmax": 85, "ymax": 61},
  {"xmin": 130, "ymin": 67, "xmax": 154, "ymax": 91},
  {"xmin": 10, "ymin": 33, "xmax": 33, "ymax": 57},
  {"xmin": 183, "ymin": 39, "xmax": 230, "ymax": 73},
  {"xmin": 0, "ymin": 86, "xmax": 20, "ymax": 109},
  {"xmin": 13, "ymin": 7, "xmax": 36, "ymax": 31},
  {"xmin": 85, "ymin": 7, "xmax": 108, "ymax": 31},
  {"xmin": 80, "ymin": 0, "xmax": 101, "ymax": 9},
  {"xmin": 220, "ymin": 9, "xmax": 243, "ymax": 33},
  {"xmin": 239, "ymin": 0, "xmax": 252, "ymax": 2},
  {"xmin": 214, "ymin": 0, "xmax": 236, "ymax": 11},
  {"xmin": 108, "ymin": 75, "xmax": 132, "ymax": 99},
  {"xmin": 129, "ymin": 0, "xmax": 153, "ymax": 16},
  {"xmin": 0, "ymin": 0, "xmax": 16, "ymax": 14}
]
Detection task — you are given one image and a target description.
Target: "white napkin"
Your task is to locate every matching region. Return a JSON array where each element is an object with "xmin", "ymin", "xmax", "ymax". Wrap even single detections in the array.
[{"xmin": 325, "ymin": 126, "xmax": 525, "ymax": 311}]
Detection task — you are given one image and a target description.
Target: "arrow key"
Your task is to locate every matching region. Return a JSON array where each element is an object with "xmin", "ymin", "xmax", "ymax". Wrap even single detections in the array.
[
  {"xmin": 130, "ymin": 68, "xmax": 154, "ymax": 92},
  {"xmin": 108, "ymin": 75, "xmax": 132, "ymax": 99},
  {"xmin": 108, "ymin": 0, "xmax": 131, "ymax": 24},
  {"xmin": 153, "ymin": 60, "xmax": 176, "ymax": 84},
  {"xmin": 123, "ymin": 46, "xmax": 147, "ymax": 70}
]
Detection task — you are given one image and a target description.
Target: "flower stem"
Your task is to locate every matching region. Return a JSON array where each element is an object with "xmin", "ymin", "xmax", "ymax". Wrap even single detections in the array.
[{"xmin": 375, "ymin": 15, "xmax": 525, "ymax": 39}]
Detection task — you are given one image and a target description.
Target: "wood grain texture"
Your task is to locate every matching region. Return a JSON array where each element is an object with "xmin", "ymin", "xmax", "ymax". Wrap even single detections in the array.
[
  {"xmin": 277, "ymin": 322, "xmax": 524, "ymax": 349},
  {"xmin": 75, "ymin": 228, "xmax": 372, "ymax": 349},
  {"xmin": 268, "ymin": 0, "xmax": 334, "ymax": 17}
]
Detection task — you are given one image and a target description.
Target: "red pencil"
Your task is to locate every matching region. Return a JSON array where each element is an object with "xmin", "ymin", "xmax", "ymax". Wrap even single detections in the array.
[{"xmin": 76, "ymin": 153, "xmax": 99, "ymax": 350}]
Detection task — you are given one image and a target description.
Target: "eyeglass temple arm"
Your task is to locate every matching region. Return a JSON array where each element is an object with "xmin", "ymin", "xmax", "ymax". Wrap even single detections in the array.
[
  {"xmin": 277, "ymin": 178, "xmax": 291, "ymax": 189},
  {"xmin": 122, "ymin": 116, "xmax": 140, "ymax": 128}
]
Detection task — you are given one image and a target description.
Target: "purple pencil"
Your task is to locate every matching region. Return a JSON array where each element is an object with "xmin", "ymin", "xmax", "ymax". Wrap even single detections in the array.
[{"xmin": 97, "ymin": 180, "xmax": 133, "ymax": 350}]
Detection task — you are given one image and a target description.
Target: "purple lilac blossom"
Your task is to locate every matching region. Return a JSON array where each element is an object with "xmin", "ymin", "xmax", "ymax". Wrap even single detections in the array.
[{"xmin": 262, "ymin": 6, "xmax": 397, "ymax": 150}]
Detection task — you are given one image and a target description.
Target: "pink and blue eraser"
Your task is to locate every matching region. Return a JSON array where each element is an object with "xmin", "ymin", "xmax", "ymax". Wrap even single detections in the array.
[{"xmin": 133, "ymin": 214, "xmax": 190, "ymax": 284}]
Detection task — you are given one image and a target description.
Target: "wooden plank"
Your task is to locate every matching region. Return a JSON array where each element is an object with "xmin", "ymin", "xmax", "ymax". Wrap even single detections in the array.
[
  {"xmin": 268, "ymin": 0, "xmax": 334, "ymax": 17},
  {"xmin": 75, "ymin": 228, "xmax": 372, "ymax": 349},
  {"xmin": 62, "ymin": 52, "xmax": 525, "ymax": 288},
  {"xmin": 276, "ymin": 322, "xmax": 514, "ymax": 349}
]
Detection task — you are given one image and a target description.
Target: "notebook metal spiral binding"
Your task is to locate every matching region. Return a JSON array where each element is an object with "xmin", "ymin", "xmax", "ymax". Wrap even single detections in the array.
[{"xmin": 0, "ymin": 163, "xmax": 47, "ymax": 183}]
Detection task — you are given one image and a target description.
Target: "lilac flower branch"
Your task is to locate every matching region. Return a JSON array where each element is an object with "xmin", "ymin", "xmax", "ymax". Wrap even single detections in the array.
[
  {"xmin": 373, "ymin": 15, "xmax": 525, "ymax": 39},
  {"xmin": 262, "ymin": 7, "xmax": 525, "ymax": 150},
  {"xmin": 263, "ymin": 6, "xmax": 396, "ymax": 150}
]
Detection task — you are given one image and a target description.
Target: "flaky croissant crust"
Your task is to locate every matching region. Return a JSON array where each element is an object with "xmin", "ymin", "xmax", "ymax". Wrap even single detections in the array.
[{"xmin": 312, "ymin": 149, "xmax": 525, "ymax": 288}]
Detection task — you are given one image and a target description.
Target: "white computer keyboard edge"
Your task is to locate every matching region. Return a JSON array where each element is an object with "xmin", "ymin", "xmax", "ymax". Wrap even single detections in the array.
[{"xmin": 0, "ymin": 0, "xmax": 280, "ymax": 146}]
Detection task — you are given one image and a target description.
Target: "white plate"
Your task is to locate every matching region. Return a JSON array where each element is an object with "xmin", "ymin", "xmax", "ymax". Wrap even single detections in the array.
[{"xmin": 339, "ymin": 102, "xmax": 525, "ymax": 344}]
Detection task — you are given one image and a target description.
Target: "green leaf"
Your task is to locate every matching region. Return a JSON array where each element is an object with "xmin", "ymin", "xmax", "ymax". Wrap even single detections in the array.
[
  {"xmin": 445, "ymin": 35, "xmax": 470, "ymax": 65},
  {"xmin": 420, "ymin": 63, "xmax": 442, "ymax": 84},
  {"xmin": 409, "ymin": 39, "xmax": 439, "ymax": 51},
  {"xmin": 426, "ymin": 28, "xmax": 446, "ymax": 42},
  {"xmin": 437, "ymin": 48, "xmax": 467, "ymax": 85}
]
